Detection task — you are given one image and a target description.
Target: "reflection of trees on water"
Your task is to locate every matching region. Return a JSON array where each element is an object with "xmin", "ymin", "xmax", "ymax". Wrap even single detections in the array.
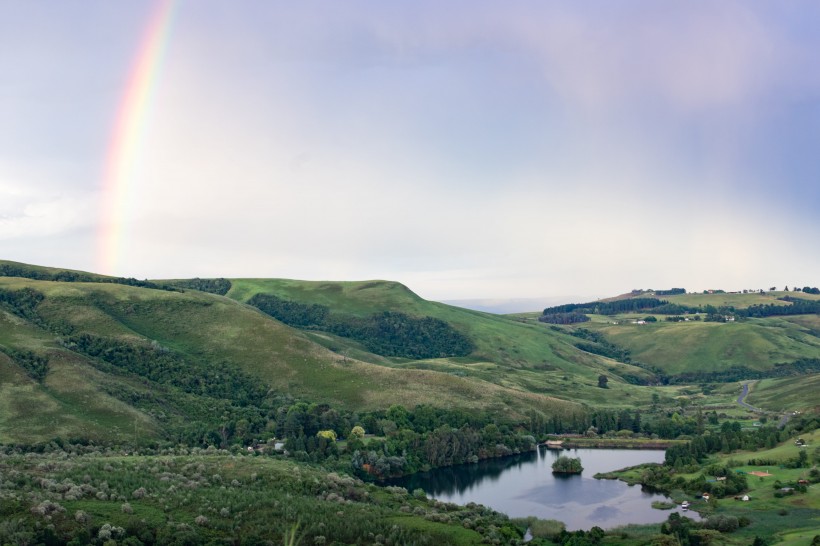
[
  {"xmin": 385, "ymin": 447, "xmax": 692, "ymax": 531},
  {"xmin": 386, "ymin": 450, "xmax": 538, "ymax": 496}
]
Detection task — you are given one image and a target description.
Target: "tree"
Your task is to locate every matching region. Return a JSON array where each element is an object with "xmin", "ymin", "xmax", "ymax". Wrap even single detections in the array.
[
  {"xmin": 316, "ymin": 430, "xmax": 337, "ymax": 442},
  {"xmin": 598, "ymin": 375, "xmax": 608, "ymax": 389},
  {"xmin": 552, "ymin": 456, "xmax": 583, "ymax": 474},
  {"xmin": 350, "ymin": 426, "xmax": 365, "ymax": 439}
]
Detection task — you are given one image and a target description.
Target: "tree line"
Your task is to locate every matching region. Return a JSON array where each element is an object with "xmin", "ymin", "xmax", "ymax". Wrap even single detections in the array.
[
  {"xmin": 542, "ymin": 297, "xmax": 668, "ymax": 316},
  {"xmin": 163, "ymin": 277, "xmax": 232, "ymax": 295},
  {"xmin": 0, "ymin": 263, "xmax": 177, "ymax": 292},
  {"xmin": 542, "ymin": 294, "xmax": 820, "ymax": 321}
]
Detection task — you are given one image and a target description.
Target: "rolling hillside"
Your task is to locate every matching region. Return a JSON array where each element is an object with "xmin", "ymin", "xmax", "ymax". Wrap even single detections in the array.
[
  {"xmin": 3, "ymin": 263, "xmax": 819, "ymax": 446},
  {"xmin": 586, "ymin": 316, "xmax": 820, "ymax": 376},
  {"xmin": 534, "ymin": 289, "xmax": 820, "ymax": 382},
  {"xmin": 0, "ymin": 261, "xmax": 659, "ymax": 445}
]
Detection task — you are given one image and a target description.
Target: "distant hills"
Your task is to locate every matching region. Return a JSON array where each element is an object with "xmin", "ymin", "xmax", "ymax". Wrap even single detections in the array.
[{"xmin": 441, "ymin": 295, "xmax": 597, "ymax": 314}]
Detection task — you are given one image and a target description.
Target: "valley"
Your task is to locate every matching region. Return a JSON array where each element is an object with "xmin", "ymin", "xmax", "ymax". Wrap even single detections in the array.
[{"xmin": 0, "ymin": 261, "xmax": 818, "ymax": 545}]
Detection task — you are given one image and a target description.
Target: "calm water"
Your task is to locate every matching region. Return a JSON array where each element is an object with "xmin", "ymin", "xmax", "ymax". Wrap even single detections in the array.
[{"xmin": 388, "ymin": 447, "xmax": 696, "ymax": 531}]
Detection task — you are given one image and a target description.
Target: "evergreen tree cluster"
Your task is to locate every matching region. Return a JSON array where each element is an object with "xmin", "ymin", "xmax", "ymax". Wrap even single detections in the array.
[
  {"xmin": 64, "ymin": 334, "xmax": 269, "ymax": 407},
  {"xmin": 165, "ymin": 277, "xmax": 232, "ymax": 295},
  {"xmin": 0, "ymin": 287, "xmax": 45, "ymax": 324},
  {"xmin": 0, "ymin": 347, "xmax": 49, "ymax": 382},
  {"xmin": 248, "ymin": 293, "xmax": 328, "ymax": 327},
  {"xmin": 653, "ymin": 288, "xmax": 687, "ymax": 296},
  {"xmin": 542, "ymin": 297, "xmax": 667, "ymax": 316},
  {"xmin": 667, "ymin": 358, "xmax": 820, "ymax": 384},
  {"xmin": 248, "ymin": 294, "xmax": 474, "ymax": 359},
  {"xmin": 539, "ymin": 312, "xmax": 590, "ymax": 325}
]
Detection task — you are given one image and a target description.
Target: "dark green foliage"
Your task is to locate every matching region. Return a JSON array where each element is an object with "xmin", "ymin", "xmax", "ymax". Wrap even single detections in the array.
[
  {"xmin": 0, "ymin": 263, "xmax": 177, "ymax": 291},
  {"xmin": 338, "ymin": 311, "xmax": 474, "ymax": 359},
  {"xmin": 654, "ymin": 288, "xmax": 686, "ymax": 296},
  {"xmin": 743, "ymin": 297, "xmax": 820, "ymax": 318},
  {"xmin": 543, "ymin": 297, "xmax": 667, "ymax": 316},
  {"xmin": 651, "ymin": 303, "xmax": 698, "ymax": 315},
  {"xmin": 551, "ymin": 456, "xmax": 583, "ymax": 474},
  {"xmin": 0, "ymin": 287, "xmax": 45, "ymax": 323},
  {"xmin": 567, "ymin": 328, "xmax": 632, "ymax": 362},
  {"xmin": 0, "ymin": 348, "xmax": 49, "ymax": 382},
  {"xmin": 249, "ymin": 294, "xmax": 474, "ymax": 359},
  {"xmin": 64, "ymin": 334, "xmax": 268, "ymax": 406},
  {"xmin": 248, "ymin": 293, "xmax": 330, "ymax": 327},
  {"xmin": 661, "ymin": 512, "xmax": 699, "ymax": 544},
  {"xmin": 539, "ymin": 312, "xmax": 590, "ymax": 325},
  {"xmin": 668, "ymin": 358, "xmax": 820, "ymax": 384},
  {"xmin": 542, "ymin": 291, "xmax": 820, "ymax": 322},
  {"xmin": 165, "ymin": 278, "xmax": 232, "ymax": 295},
  {"xmin": 597, "ymin": 375, "xmax": 608, "ymax": 389}
]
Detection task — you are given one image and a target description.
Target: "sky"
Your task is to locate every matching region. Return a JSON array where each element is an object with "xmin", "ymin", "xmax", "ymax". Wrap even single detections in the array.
[{"xmin": 2, "ymin": 1, "xmax": 820, "ymax": 303}]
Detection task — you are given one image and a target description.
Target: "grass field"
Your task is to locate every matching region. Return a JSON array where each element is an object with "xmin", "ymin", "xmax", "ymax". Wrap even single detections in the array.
[
  {"xmin": 584, "ymin": 316, "xmax": 820, "ymax": 375},
  {"xmin": 745, "ymin": 376, "xmax": 820, "ymax": 413},
  {"xmin": 664, "ymin": 290, "xmax": 820, "ymax": 309}
]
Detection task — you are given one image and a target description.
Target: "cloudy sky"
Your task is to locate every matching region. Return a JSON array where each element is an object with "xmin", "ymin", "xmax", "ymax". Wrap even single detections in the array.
[{"xmin": 2, "ymin": 1, "xmax": 819, "ymax": 302}]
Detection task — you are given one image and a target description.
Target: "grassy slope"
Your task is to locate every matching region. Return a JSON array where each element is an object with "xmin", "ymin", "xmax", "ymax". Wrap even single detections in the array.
[
  {"xmin": 0, "ymin": 259, "xmax": 115, "ymax": 281},
  {"xmin": 663, "ymin": 290, "xmax": 820, "ymax": 309},
  {"xmin": 3, "ymin": 266, "xmax": 818, "ymax": 445},
  {"xmin": 744, "ymin": 376, "xmax": 820, "ymax": 413},
  {"xmin": 585, "ymin": 317, "xmax": 820, "ymax": 375},
  {"xmin": 226, "ymin": 279, "xmax": 658, "ymax": 408},
  {"xmin": 0, "ymin": 277, "xmax": 590, "ymax": 444},
  {"xmin": 0, "ymin": 305, "xmax": 156, "ymax": 445}
]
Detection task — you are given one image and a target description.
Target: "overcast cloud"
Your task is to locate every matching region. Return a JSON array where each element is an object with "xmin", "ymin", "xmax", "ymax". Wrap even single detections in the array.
[{"xmin": 1, "ymin": 1, "xmax": 819, "ymax": 301}]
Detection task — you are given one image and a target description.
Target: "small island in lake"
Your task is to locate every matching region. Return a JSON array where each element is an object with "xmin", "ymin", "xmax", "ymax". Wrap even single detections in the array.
[{"xmin": 551, "ymin": 456, "xmax": 583, "ymax": 474}]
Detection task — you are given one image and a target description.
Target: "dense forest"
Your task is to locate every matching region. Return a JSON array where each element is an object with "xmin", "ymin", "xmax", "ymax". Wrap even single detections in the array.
[
  {"xmin": 542, "ymin": 297, "xmax": 667, "ymax": 316},
  {"xmin": 248, "ymin": 293, "xmax": 475, "ymax": 359},
  {"xmin": 163, "ymin": 277, "xmax": 232, "ymax": 295}
]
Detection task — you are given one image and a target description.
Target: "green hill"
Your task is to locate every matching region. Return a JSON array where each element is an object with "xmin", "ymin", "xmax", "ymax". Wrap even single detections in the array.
[
  {"xmin": 585, "ymin": 316, "xmax": 820, "ymax": 377},
  {"xmin": 534, "ymin": 290, "xmax": 820, "ymax": 382},
  {"xmin": 3, "ymin": 264, "xmax": 650, "ymax": 445},
  {"xmin": 225, "ymin": 278, "xmax": 658, "ymax": 405},
  {"xmin": 3, "ymin": 262, "xmax": 819, "ymax": 446}
]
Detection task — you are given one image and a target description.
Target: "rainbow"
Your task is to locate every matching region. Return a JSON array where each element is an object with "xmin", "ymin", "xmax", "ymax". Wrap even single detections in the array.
[{"xmin": 97, "ymin": 0, "xmax": 176, "ymax": 275}]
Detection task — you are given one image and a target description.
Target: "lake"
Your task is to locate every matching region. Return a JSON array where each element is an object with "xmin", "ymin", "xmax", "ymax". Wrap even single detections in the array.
[{"xmin": 387, "ymin": 447, "xmax": 695, "ymax": 531}]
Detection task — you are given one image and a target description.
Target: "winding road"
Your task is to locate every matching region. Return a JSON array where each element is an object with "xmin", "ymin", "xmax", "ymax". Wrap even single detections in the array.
[
  {"xmin": 736, "ymin": 381, "xmax": 791, "ymax": 428},
  {"xmin": 736, "ymin": 382, "xmax": 763, "ymax": 412}
]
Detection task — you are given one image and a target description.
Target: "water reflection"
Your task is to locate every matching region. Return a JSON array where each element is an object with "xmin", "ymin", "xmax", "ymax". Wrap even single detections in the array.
[{"xmin": 386, "ymin": 447, "xmax": 697, "ymax": 531}]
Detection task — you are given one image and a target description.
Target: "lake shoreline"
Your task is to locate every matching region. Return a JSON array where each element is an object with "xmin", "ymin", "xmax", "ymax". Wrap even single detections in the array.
[
  {"xmin": 385, "ymin": 447, "xmax": 695, "ymax": 531},
  {"xmin": 545, "ymin": 438, "xmax": 683, "ymax": 450}
]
